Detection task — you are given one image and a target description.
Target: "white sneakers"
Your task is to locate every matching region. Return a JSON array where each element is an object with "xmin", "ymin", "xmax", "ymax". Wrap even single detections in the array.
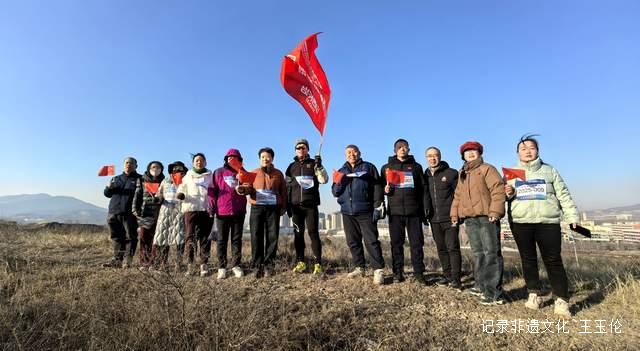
[
  {"xmin": 373, "ymin": 269, "xmax": 384, "ymax": 285},
  {"xmin": 525, "ymin": 293, "xmax": 543, "ymax": 310},
  {"xmin": 554, "ymin": 297, "xmax": 572, "ymax": 317},
  {"xmin": 232, "ymin": 266, "xmax": 244, "ymax": 278},
  {"xmin": 217, "ymin": 268, "xmax": 227, "ymax": 280},
  {"xmin": 347, "ymin": 267, "xmax": 365, "ymax": 278},
  {"xmin": 524, "ymin": 293, "xmax": 572, "ymax": 317}
]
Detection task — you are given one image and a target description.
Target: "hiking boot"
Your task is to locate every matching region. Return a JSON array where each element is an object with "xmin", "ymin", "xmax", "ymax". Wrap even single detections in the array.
[
  {"xmin": 450, "ymin": 281, "xmax": 463, "ymax": 292},
  {"xmin": 293, "ymin": 261, "xmax": 307, "ymax": 273},
  {"xmin": 101, "ymin": 258, "xmax": 122, "ymax": 268},
  {"xmin": 122, "ymin": 256, "xmax": 133, "ymax": 269},
  {"xmin": 480, "ymin": 296, "xmax": 506, "ymax": 306},
  {"xmin": 185, "ymin": 263, "xmax": 194, "ymax": 276},
  {"xmin": 554, "ymin": 298, "xmax": 572, "ymax": 318},
  {"xmin": 435, "ymin": 277, "xmax": 450, "ymax": 286},
  {"xmin": 525, "ymin": 293, "xmax": 543, "ymax": 310},
  {"xmin": 232, "ymin": 266, "xmax": 244, "ymax": 278},
  {"xmin": 217, "ymin": 268, "xmax": 227, "ymax": 280},
  {"xmin": 414, "ymin": 274, "xmax": 426, "ymax": 285},
  {"xmin": 466, "ymin": 287, "xmax": 484, "ymax": 297},
  {"xmin": 347, "ymin": 267, "xmax": 365, "ymax": 278},
  {"xmin": 200, "ymin": 264, "xmax": 209, "ymax": 277},
  {"xmin": 393, "ymin": 272, "xmax": 405, "ymax": 283},
  {"xmin": 312, "ymin": 263, "xmax": 323, "ymax": 275},
  {"xmin": 373, "ymin": 269, "xmax": 384, "ymax": 285}
]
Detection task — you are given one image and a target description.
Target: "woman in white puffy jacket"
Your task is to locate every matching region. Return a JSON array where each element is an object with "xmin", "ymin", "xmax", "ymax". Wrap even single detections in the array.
[
  {"xmin": 177, "ymin": 153, "xmax": 214, "ymax": 277},
  {"xmin": 153, "ymin": 161, "xmax": 187, "ymax": 272}
]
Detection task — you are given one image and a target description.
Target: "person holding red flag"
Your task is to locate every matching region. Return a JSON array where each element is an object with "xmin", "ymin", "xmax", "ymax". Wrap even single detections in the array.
[
  {"xmin": 209, "ymin": 149, "xmax": 248, "ymax": 280},
  {"xmin": 236, "ymin": 147, "xmax": 287, "ymax": 278},
  {"xmin": 380, "ymin": 139, "xmax": 427, "ymax": 284},
  {"xmin": 154, "ymin": 161, "xmax": 187, "ymax": 272},
  {"xmin": 132, "ymin": 161, "xmax": 165, "ymax": 271},
  {"xmin": 504, "ymin": 135, "xmax": 579, "ymax": 317},
  {"xmin": 286, "ymin": 138, "xmax": 328, "ymax": 275},
  {"xmin": 102, "ymin": 157, "xmax": 141, "ymax": 269},
  {"xmin": 450, "ymin": 142, "xmax": 506, "ymax": 306},
  {"xmin": 332, "ymin": 144, "xmax": 386, "ymax": 285}
]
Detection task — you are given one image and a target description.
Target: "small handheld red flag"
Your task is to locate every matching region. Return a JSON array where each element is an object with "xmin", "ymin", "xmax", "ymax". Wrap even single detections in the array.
[
  {"xmin": 502, "ymin": 167, "xmax": 526, "ymax": 181},
  {"xmin": 228, "ymin": 158, "xmax": 243, "ymax": 172},
  {"xmin": 171, "ymin": 173, "xmax": 183, "ymax": 186},
  {"xmin": 281, "ymin": 33, "xmax": 331, "ymax": 136},
  {"xmin": 98, "ymin": 165, "xmax": 115, "ymax": 177},
  {"xmin": 332, "ymin": 169, "xmax": 344, "ymax": 184},
  {"xmin": 385, "ymin": 169, "xmax": 406, "ymax": 185},
  {"xmin": 238, "ymin": 169, "xmax": 257, "ymax": 184},
  {"xmin": 144, "ymin": 182, "xmax": 160, "ymax": 194}
]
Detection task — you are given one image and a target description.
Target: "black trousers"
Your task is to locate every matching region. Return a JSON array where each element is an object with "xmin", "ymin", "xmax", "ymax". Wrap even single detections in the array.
[
  {"xmin": 430, "ymin": 221, "xmax": 462, "ymax": 283},
  {"xmin": 183, "ymin": 211, "xmax": 213, "ymax": 265},
  {"xmin": 250, "ymin": 205, "xmax": 280, "ymax": 268},
  {"xmin": 342, "ymin": 213, "xmax": 385, "ymax": 270},
  {"xmin": 292, "ymin": 205, "xmax": 322, "ymax": 264},
  {"xmin": 388, "ymin": 215, "xmax": 425, "ymax": 275},
  {"xmin": 107, "ymin": 213, "xmax": 138, "ymax": 260},
  {"xmin": 217, "ymin": 214, "xmax": 245, "ymax": 268},
  {"xmin": 511, "ymin": 223, "xmax": 569, "ymax": 299}
]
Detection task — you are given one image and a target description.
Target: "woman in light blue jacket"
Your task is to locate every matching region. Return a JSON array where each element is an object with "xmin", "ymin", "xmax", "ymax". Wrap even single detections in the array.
[{"xmin": 505, "ymin": 135, "xmax": 579, "ymax": 318}]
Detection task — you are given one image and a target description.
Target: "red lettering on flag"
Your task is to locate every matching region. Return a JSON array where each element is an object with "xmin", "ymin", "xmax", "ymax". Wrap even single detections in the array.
[{"xmin": 281, "ymin": 33, "xmax": 331, "ymax": 135}]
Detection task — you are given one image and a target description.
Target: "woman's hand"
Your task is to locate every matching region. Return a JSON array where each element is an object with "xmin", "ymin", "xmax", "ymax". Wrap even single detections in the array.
[{"xmin": 504, "ymin": 185, "xmax": 515, "ymax": 197}]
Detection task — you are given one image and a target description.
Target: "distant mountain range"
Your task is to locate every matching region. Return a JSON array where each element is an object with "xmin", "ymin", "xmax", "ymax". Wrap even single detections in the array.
[
  {"xmin": 0, "ymin": 194, "xmax": 107, "ymax": 225},
  {"xmin": 584, "ymin": 203, "xmax": 640, "ymax": 218}
]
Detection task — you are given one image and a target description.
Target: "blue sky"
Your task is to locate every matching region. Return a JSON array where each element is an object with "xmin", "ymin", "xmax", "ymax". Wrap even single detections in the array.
[{"xmin": 0, "ymin": 0, "xmax": 638, "ymax": 214}]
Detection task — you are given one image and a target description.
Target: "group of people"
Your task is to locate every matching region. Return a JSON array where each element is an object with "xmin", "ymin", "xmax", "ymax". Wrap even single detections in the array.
[{"xmin": 103, "ymin": 135, "xmax": 579, "ymax": 317}]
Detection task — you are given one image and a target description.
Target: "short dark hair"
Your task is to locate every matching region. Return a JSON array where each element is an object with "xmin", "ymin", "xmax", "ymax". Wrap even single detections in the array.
[
  {"xmin": 393, "ymin": 138, "xmax": 409, "ymax": 150},
  {"xmin": 258, "ymin": 147, "xmax": 274, "ymax": 158},
  {"xmin": 191, "ymin": 152, "xmax": 206, "ymax": 161},
  {"xmin": 517, "ymin": 134, "xmax": 540, "ymax": 151}
]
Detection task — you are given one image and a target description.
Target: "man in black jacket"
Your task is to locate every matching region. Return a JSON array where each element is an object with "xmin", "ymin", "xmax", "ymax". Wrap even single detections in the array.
[
  {"xmin": 424, "ymin": 147, "xmax": 462, "ymax": 290},
  {"xmin": 286, "ymin": 138, "xmax": 328, "ymax": 275},
  {"xmin": 103, "ymin": 157, "xmax": 141, "ymax": 268},
  {"xmin": 381, "ymin": 139, "xmax": 427, "ymax": 284}
]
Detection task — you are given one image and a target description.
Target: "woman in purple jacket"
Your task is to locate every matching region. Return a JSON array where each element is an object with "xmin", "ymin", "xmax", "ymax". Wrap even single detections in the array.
[{"xmin": 209, "ymin": 149, "xmax": 248, "ymax": 279}]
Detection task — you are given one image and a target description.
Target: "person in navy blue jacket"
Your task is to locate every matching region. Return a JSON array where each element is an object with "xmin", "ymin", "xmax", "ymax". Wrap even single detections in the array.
[{"xmin": 332, "ymin": 144, "xmax": 386, "ymax": 284}]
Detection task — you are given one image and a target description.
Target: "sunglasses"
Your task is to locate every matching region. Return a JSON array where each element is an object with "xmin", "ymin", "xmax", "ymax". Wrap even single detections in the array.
[{"xmin": 295, "ymin": 146, "xmax": 307, "ymax": 150}]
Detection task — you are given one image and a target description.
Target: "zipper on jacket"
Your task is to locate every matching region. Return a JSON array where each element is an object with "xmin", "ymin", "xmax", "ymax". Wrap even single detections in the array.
[{"xmin": 432, "ymin": 169, "xmax": 438, "ymax": 220}]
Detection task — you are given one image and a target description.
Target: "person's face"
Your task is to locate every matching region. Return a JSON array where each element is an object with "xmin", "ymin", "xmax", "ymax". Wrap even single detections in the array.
[
  {"xmin": 295, "ymin": 144, "xmax": 309, "ymax": 159},
  {"xmin": 518, "ymin": 140, "xmax": 539, "ymax": 163},
  {"xmin": 463, "ymin": 149, "xmax": 480, "ymax": 162},
  {"xmin": 345, "ymin": 147, "xmax": 360, "ymax": 165},
  {"xmin": 123, "ymin": 159, "xmax": 137, "ymax": 174},
  {"xmin": 395, "ymin": 142, "xmax": 409, "ymax": 159},
  {"xmin": 260, "ymin": 152, "xmax": 273, "ymax": 167},
  {"xmin": 193, "ymin": 156, "xmax": 206, "ymax": 169},
  {"xmin": 426, "ymin": 149, "xmax": 441, "ymax": 168},
  {"xmin": 149, "ymin": 163, "xmax": 161, "ymax": 176}
]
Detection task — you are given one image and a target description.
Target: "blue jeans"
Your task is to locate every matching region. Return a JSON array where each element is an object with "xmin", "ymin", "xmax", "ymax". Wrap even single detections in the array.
[{"xmin": 464, "ymin": 216, "xmax": 504, "ymax": 300}]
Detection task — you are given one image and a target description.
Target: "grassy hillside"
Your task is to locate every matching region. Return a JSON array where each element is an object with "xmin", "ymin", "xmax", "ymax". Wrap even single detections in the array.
[{"xmin": 1, "ymin": 227, "xmax": 638, "ymax": 350}]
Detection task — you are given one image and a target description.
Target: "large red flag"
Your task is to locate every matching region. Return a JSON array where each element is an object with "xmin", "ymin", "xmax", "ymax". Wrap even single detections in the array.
[
  {"xmin": 281, "ymin": 33, "xmax": 331, "ymax": 135},
  {"xmin": 98, "ymin": 165, "xmax": 115, "ymax": 177},
  {"xmin": 502, "ymin": 167, "xmax": 526, "ymax": 181}
]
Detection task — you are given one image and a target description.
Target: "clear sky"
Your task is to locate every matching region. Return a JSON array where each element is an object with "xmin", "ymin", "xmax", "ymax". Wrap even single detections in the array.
[{"xmin": 1, "ymin": 0, "xmax": 638, "ymax": 214}]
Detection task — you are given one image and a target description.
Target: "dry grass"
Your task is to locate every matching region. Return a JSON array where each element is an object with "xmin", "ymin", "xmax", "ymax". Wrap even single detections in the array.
[{"xmin": 1, "ymin": 227, "xmax": 639, "ymax": 350}]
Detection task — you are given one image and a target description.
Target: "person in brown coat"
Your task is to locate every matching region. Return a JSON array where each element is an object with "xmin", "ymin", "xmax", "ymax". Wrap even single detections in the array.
[
  {"xmin": 237, "ymin": 147, "xmax": 287, "ymax": 278},
  {"xmin": 451, "ymin": 141, "xmax": 506, "ymax": 305}
]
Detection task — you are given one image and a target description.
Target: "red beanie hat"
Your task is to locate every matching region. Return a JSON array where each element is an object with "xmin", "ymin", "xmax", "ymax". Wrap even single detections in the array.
[{"xmin": 459, "ymin": 141, "xmax": 484, "ymax": 155}]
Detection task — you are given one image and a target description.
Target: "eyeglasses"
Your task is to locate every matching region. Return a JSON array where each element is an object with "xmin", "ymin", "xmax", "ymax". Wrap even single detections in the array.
[{"xmin": 295, "ymin": 146, "xmax": 307, "ymax": 150}]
